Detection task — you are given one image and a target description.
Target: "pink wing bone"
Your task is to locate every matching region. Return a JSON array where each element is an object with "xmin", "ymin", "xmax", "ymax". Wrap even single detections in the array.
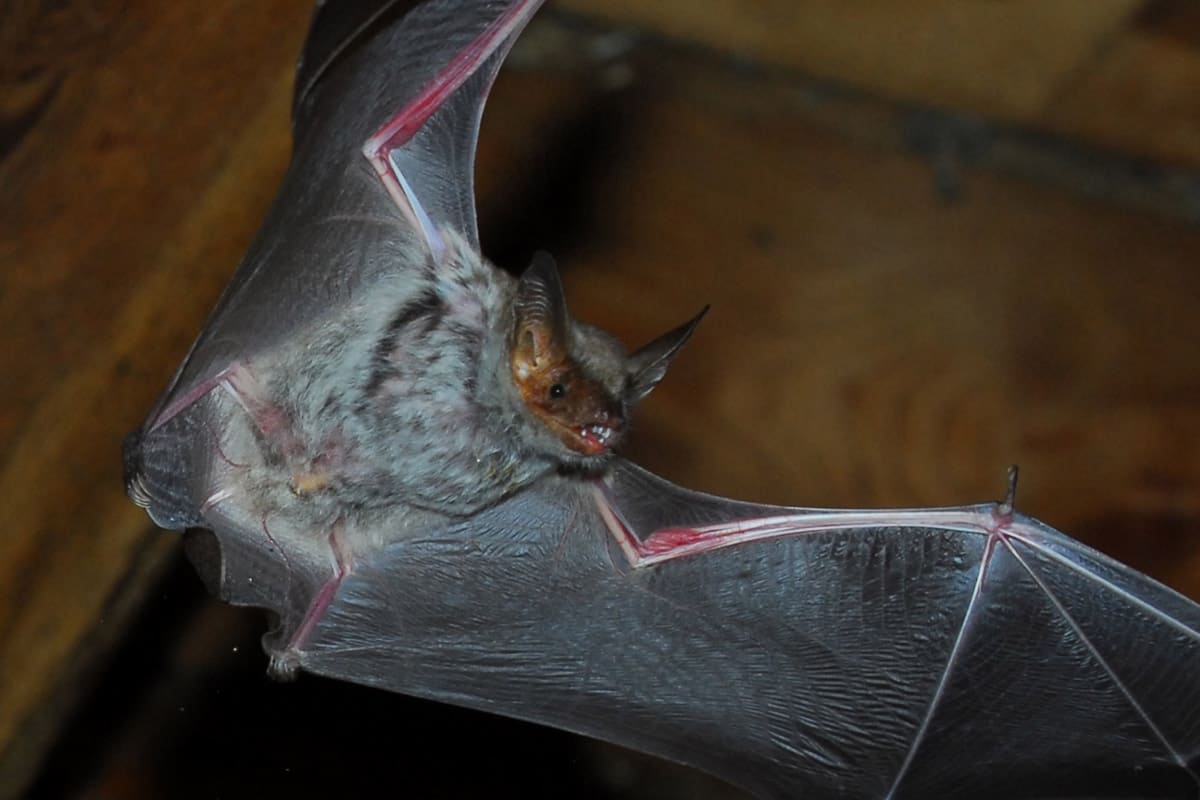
[
  {"xmin": 591, "ymin": 480, "xmax": 1023, "ymax": 570},
  {"xmin": 146, "ymin": 367, "xmax": 234, "ymax": 433},
  {"xmin": 361, "ymin": 0, "xmax": 543, "ymax": 260},
  {"xmin": 274, "ymin": 520, "xmax": 353, "ymax": 674}
]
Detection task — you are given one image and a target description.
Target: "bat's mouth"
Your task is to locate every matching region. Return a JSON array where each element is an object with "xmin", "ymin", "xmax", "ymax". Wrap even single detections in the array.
[
  {"xmin": 533, "ymin": 405, "xmax": 623, "ymax": 457},
  {"xmin": 574, "ymin": 423, "xmax": 617, "ymax": 455}
]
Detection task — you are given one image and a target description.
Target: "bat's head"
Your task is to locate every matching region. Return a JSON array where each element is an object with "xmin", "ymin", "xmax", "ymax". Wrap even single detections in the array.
[{"xmin": 509, "ymin": 253, "xmax": 706, "ymax": 466}]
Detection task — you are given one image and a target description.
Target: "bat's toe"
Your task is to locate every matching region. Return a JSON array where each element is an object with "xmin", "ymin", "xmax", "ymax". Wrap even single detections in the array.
[
  {"xmin": 267, "ymin": 649, "xmax": 302, "ymax": 682},
  {"xmin": 122, "ymin": 429, "xmax": 152, "ymax": 507}
]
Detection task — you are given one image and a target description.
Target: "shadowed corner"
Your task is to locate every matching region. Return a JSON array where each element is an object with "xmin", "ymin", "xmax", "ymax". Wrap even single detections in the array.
[
  {"xmin": 24, "ymin": 547, "xmax": 748, "ymax": 800},
  {"xmin": 479, "ymin": 78, "xmax": 642, "ymax": 273},
  {"xmin": 181, "ymin": 528, "xmax": 224, "ymax": 599}
]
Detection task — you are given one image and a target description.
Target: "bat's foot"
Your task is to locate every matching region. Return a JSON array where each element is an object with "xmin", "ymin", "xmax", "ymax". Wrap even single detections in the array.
[{"xmin": 267, "ymin": 649, "xmax": 302, "ymax": 681}]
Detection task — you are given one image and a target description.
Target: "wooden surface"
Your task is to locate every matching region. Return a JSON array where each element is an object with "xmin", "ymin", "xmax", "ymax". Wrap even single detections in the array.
[
  {"xmin": 2, "ymin": 1, "xmax": 1199, "ymax": 797},
  {"xmin": 559, "ymin": 0, "xmax": 1200, "ymax": 168},
  {"xmin": 561, "ymin": 0, "xmax": 1143, "ymax": 123},
  {"xmin": 0, "ymin": 2, "xmax": 306, "ymax": 796}
]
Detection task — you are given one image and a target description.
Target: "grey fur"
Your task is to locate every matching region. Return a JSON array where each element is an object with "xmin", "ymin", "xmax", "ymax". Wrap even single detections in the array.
[{"xmin": 240, "ymin": 229, "xmax": 693, "ymax": 523}]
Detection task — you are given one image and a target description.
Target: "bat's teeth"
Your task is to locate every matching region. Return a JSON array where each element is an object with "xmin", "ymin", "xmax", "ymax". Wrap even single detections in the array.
[{"xmin": 586, "ymin": 424, "xmax": 614, "ymax": 446}]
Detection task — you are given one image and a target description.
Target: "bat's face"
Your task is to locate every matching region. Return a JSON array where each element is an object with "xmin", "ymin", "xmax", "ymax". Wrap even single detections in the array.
[
  {"xmin": 510, "ymin": 337, "xmax": 626, "ymax": 457},
  {"xmin": 507, "ymin": 268, "xmax": 629, "ymax": 459},
  {"xmin": 508, "ymin": 253, "xmax": 626, "ymax": 462},
  {"xmin": 506, "ymin": 253, "xmax": 703, "ymax": 466}
]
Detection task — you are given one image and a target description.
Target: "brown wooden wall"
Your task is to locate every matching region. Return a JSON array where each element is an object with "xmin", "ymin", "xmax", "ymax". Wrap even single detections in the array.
[{"xmin": 2, "ymin": 1, "xmax": 1198, "ymax": 797}]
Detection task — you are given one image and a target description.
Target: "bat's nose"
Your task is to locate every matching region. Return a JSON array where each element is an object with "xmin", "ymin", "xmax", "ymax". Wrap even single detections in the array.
[{"xmin": 597, "ymin": 403, "xmax": 625, "ymax": 436}]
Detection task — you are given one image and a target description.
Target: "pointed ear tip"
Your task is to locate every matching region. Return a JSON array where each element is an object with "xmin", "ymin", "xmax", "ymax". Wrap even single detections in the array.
[
  {"xmin": 516, "ymin": 250, "xmax": 551, "ymax": 276},
  {"xmin": 679, "ymin": 303, "xmax": 710, "ymax": 334},
  {"xmin": 530, "ymin": 249, "xmax": 558, "ymax": 273}
]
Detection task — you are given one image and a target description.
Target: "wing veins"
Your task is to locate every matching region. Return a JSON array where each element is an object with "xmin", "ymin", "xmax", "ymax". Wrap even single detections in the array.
[
  {"xmin": 884, "ymin": 538, "xmax": 991, "ymax": 799},
  {"xmin": 1003, "ymin": 538, "xmax": 1199, "ymax": 785},
  {"xmin": 1006, "ymin": 530, "xmax": 1200, "ymax": 645}
]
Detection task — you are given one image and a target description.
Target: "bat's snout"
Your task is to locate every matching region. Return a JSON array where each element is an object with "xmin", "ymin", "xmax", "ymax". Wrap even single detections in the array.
[
  {"xmin": 579, "ymin": 420, "xmax": 619, "ymax": 453},
  {"xmin": 571, "ymin": 401, "xmax": 624, "ymax": 455}
]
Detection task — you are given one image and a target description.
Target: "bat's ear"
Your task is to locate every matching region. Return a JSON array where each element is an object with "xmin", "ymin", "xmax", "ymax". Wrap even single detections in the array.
[
  {"xmin": 626, "ymin": 305, "xmax": 709, "ymax": 401},
  {"xmin": 512, "ymin": 252, "xmax": 569, "ymax": 372}
]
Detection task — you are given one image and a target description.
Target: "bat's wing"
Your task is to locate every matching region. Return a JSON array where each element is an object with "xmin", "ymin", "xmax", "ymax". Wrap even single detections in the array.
[
  {"xmin": 125, "ymin": 2, "xmax": 1200, "ymax": 797},
  {"xmin": 287, "ymin": 460, "xmax": 1200, "ymax": 799},
  {"xmin": 126, "ymin": 0, "xmax": 546, "ymax": 666},
  {"xmin": 125, "ymin": 0, "xmax": 543, "ymax": 525}
]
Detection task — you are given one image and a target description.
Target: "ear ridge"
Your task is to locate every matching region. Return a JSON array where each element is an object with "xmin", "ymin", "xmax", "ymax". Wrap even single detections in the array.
[
  {"xmin": 513, "ymin": 251, "xmax": 569, "ymax": 368},
  {"xmin": 626, "ymin": 305, "xmax": 709, "ymax": 401}
]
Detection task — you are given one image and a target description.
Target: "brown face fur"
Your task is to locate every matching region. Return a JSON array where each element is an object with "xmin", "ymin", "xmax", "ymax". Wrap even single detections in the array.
[
  {"xmin": 511, "ymin": 347, "xmax": 623, "ymax": 457},
  {"xmin": 507, "ymin": 252, "xmax": 703, "ymax": 462}
]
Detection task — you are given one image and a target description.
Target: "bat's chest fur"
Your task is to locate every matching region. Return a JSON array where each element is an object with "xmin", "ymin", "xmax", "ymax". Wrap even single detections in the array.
[{"xmin": 254, "ymin": 234, "xmax": 552, "ymax": 518}]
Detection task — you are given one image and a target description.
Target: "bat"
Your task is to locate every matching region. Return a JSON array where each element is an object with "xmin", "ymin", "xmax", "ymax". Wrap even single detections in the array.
[{"xmin": 123, "ymin": 0, "xmax": 1200, "ymax": 797}]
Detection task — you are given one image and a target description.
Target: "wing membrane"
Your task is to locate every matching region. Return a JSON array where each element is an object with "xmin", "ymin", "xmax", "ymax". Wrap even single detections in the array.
[{"xmin": 286, "ymin": 462, "xmax": 1200, "ymax": 798}]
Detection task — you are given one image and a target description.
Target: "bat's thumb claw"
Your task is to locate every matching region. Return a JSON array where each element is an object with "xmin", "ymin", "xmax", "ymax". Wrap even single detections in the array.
[{"xmin": 998, "ymin": 464, "xmax": 1020, "ymax": 516}]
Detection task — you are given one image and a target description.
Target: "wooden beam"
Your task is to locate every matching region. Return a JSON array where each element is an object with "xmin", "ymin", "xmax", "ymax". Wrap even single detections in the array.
[
  {"xmin": 0, "ymin": 2, "xmax": 310, "ymax": 795},
  {"xmin": 556, "ymin": 0, "xmax": 1142, "ymax": 122}
]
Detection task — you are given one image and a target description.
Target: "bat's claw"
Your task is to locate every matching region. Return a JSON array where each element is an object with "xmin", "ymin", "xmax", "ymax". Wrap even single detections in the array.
[
  {"xmin": 267, "ymin": 649, "xmax": 302, "ymax": 682},
  {"xmin": 998, "ymin": 464, "xmax": 1020, "ymax": 518},
  {"xmin": 126, "ymin": 469, "xmax": 154, "ymax": 510},
  {"xmin": 122, "ymin": 430, "xmax": 153, "ymax": 508}
]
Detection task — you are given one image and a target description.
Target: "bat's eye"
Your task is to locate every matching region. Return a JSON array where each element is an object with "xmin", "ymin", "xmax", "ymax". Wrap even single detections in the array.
[{"xmin": 548, "ymin": 383, "xmax": 566, "ymax": 400}]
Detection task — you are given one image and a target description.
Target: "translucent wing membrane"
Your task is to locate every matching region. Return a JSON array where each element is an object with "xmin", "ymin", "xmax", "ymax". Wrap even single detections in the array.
[
  {"xmin": 361, "ymin": 0, "xmax": 542, "ymax": 256},
  {"xmin": 136, "ymin": 0, "xmax": 543, "ymax": 434},
  {"xmin": 291, "ymin": 463, "xmax": 1200, "ymax": 799}
]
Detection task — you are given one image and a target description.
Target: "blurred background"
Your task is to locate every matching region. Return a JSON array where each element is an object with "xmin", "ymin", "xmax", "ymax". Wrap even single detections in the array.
[{"xmin": 2, "ymin": 0, "xmax": 1198, "ymax": 797}]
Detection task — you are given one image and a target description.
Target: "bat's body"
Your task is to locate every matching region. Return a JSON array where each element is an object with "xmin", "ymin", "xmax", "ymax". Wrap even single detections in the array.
[
  {"xmin": 159, "ymin": 216, "xmax": 700, "ymax": 672},
  {"xmin": 124, "ymin": 0, "xmax": 1200, "ymax": 797},
  {"xmin": 242, "ymin": 229, "xmax": 523, "ymax": 515}
]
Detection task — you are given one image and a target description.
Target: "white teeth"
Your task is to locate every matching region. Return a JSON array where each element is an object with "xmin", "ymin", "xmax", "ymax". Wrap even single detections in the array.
[{"xmin": 585, "ymin": 424, "xmax": 613, "ymax": 445}]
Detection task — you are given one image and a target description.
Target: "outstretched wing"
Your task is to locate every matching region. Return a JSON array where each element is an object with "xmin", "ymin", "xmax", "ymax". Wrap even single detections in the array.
[
  {"xmin": 126, "ymin": 0, "xmax": 544, "ymax": 529},
  {"xmin": 289, "ymin": 460, "xmax": 1200, "ymax": 799}
]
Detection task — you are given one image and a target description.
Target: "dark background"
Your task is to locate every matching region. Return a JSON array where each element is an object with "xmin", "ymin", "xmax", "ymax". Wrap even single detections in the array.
[{"xmin": 2, "ymin": 1, "xmax": 1199, "ymax": 797}]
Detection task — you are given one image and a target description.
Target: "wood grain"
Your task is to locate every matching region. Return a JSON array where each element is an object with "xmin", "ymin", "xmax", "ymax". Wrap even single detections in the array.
[
  {"xmin": 558, "ymin": 0, "xmax": 1141, "ymax": 121},
  {"xmin": 558, "ymin": 0, "xmax": 1200, "ymax": 168},
  {"xmin": 1047, "ymin": 23, "xmax": 1200, "ymax": 167},
  {"xmin": 0, "ymin": 1, "xmax": 310, "ymax": 795}
]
